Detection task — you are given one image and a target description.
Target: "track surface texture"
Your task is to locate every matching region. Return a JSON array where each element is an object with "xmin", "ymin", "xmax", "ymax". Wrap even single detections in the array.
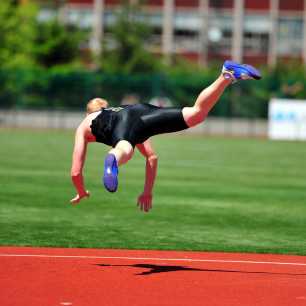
[{"xmin": 1, "ymin": 247, "xmax": 306, "ymax": 306}]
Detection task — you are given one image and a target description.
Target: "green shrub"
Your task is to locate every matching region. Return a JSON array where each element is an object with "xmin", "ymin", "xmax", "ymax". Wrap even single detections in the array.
[{"xmin": 1, "ymin": 62, "xmax": 306, "ymax": 118}]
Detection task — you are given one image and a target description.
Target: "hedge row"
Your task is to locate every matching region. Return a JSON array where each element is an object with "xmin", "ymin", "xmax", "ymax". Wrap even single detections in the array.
[{"xmin": 0, "ymin": 64, "xmax": 305, "ymax": 118}]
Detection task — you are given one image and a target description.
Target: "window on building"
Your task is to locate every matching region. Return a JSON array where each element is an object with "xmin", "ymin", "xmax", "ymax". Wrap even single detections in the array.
[{"xmin": 278, "ymin": 17, "xmax": 303, "ymax": 56}]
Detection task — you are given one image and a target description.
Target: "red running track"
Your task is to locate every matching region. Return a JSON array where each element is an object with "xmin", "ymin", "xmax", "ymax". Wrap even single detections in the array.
[{"xmin": 1, "ymin": 247, "xmax": 306, "ymax": 306}]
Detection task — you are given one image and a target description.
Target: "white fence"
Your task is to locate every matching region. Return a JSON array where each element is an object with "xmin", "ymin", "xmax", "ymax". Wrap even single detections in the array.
[{"xmin": 0, "ymin": 109, "xmax": 267, "ymax": 138}]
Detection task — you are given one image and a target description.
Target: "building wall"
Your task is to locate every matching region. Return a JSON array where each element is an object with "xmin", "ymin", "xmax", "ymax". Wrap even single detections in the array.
[
  {"xmin": 279, "ymin": 0, "xmax": 303, "ymax": 11},
  {"xmin": 244, "ymin": 0, "xmax": 269, "ymax": 10},
  {"xmin": 64, "ymin": 0, "xmax": 306, "ymax": 65},
  {"xmin": 69, "ymin": 0, "xmax": 304, "ymax": 11}
]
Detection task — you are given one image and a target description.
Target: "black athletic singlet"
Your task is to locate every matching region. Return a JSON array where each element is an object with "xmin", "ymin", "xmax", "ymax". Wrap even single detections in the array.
[{"xmin": 90, "ymin": 103, "xmax": 188, "ymax": 147}]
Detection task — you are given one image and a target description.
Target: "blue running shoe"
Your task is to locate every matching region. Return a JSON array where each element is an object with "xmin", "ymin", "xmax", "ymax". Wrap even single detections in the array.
[
  {"xmin": 222, "ymin": 60, "xmax": 261, "ymax": 82},
  {"xmin": 103, "ymin": 153, "xmax": 118, "ymax": 192}
]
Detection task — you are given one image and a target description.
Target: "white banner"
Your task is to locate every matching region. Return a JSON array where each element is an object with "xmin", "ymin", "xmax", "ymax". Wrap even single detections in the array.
[{"xmin": 268, "ymin": 99, "xmax": 306, "ymax": 140}]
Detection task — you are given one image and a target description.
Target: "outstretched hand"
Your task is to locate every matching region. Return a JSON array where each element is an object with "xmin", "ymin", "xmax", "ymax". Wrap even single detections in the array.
[
  {"xmin": 137, "ymin": 193, "xmax": 152, "ymax": 212},
  {"xmin": 70, "ymin": 190, "xmax": 90, "ymax": 205}
]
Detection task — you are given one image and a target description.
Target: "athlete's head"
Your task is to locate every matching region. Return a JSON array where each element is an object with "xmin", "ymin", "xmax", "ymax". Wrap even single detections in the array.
[{"xmin": 86, "ymin": 98, "xmax": 109, "ymax": 115}]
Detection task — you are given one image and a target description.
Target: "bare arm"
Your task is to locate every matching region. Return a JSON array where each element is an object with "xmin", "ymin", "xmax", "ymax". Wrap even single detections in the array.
[
  {"xmin": 70, "ymin": 126, "xmax": 90, "ymax": 204},
  {"xmin": 136, "ymin": 139, "xmax": 158, "ymax": 212}
]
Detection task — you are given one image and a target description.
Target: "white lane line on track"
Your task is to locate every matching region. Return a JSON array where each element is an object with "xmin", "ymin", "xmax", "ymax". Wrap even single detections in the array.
[{"xmin": 0, "ymin": 253, "xmax": 306, "ymax": 267}]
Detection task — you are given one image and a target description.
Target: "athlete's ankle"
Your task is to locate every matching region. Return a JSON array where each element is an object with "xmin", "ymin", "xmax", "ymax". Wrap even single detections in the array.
[{"xmin": 221, "ymin": 73, "xmax": 234, "ymax": 84}]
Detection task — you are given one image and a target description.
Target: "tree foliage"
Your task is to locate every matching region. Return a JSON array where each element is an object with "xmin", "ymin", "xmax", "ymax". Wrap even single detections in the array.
[
  {"xmin": 0, "ymin": 1, "xmax": 84, "ymax": 69},
  {"xmin": 0, "ymin": 1, "xmax": 37, "ymax": 68},
  {"xmin": 34, "ymin": 19, "xmax": 84, "ymax": 67},
  {"xmin": 101, "ymin": 1, "xmax": 161, "ymax": 74}
]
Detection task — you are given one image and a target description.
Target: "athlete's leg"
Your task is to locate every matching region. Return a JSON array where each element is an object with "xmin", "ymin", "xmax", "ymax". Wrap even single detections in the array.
[
  {"xmin": 103, "ymin": 140, "xmax": 134, "ymax": 192},
  {"xmin": 182, "ymin": 61, "xmax": 261, "ymax": 127},
  {"xmin": 182, "ymin": 74, "xmax": 231, "ymax": 127},
  {"xmin": 108, "ymin": 140, "xmax": 134, "ymax": 166}
]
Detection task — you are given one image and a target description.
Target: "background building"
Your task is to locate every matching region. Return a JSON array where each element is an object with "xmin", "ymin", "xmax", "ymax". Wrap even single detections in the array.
[{"xmin": 41, "ymin": 0, "xmax": 306, "ymax": 66}]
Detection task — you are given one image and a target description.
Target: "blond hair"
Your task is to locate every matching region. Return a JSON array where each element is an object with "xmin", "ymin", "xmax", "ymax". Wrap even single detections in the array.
[{"xmin": 86, "ymin": 98, "xmax": 109, "ymax": 114}]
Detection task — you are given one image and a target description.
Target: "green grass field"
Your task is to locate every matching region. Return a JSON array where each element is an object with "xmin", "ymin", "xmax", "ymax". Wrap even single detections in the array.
[{"xmin": 0, "ymin": 128, "xmax": 306, "ymax": 255}]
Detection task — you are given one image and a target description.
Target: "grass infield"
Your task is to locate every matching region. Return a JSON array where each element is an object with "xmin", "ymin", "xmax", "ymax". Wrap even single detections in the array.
[{"xmin": 0, "ymin": 128, "xmax": 306, "ymax": 255}]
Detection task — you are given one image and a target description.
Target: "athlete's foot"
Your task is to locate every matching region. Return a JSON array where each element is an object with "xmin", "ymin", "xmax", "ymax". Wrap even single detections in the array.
[
  {"xmin": 222, "ymin": 60, "xmax": 261, "ymax": 82},
  {"xmin": 103, "ymin": 153, "xmax": 119, "ymax": 192}
]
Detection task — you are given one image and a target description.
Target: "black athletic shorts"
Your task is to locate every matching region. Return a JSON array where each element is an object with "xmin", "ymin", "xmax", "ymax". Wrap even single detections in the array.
[{"xmin": 90, "ymin": 103, "xmax": 189, "ymax": 147}]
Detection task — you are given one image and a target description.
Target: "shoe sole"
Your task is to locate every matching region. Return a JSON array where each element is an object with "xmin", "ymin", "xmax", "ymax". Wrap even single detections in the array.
[
  {"xmin": 224, "ymin": 60, "xmax": 262, "ymax": 80},
  {"xmin": 103, "ymin": 154, "xmax": 118, "ymax": 193}
]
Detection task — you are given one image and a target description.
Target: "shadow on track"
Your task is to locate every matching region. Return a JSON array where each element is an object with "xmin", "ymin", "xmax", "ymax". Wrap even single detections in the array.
[
  {"xmin": 96, "ymin": 263, "xmax": 202, "ymax": 275},
  {"xmin": 94, "ymin": 263, "xmax": 306, "ymax": 276}
]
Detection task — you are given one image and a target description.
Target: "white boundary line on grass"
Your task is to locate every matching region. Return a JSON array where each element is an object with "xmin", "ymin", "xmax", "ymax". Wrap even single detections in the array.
[{"xmin": 0, "ymin": 253, "xmax": 306, "ymax": 267}]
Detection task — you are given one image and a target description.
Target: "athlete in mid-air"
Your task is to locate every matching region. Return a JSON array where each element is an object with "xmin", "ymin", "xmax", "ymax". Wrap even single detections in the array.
[{"xmin": 70, "ymin": 61, "xmax": 261, "ymax": 212}]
